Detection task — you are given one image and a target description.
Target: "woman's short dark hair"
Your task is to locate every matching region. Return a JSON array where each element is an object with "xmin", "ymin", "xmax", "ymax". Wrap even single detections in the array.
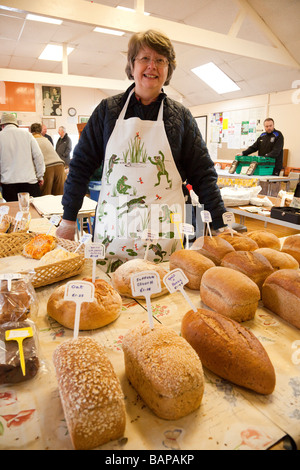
[
  {"xmin": 125, "ymin": 30, "xmax": 176, "ymax": 86},
  {"xmin": 30, "ymin": 122, "xmax": 42, "ymax": 133}
]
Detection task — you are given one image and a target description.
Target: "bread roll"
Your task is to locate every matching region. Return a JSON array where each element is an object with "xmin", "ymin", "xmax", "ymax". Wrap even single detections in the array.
[
  {"xmin": 111, "ymin": 259, "xmax": 168, "ymax": 299},
  {"xmin": 262, "ymin": 269, "xmax": 300, "ymax": 329},
  {"xmin": 22, "ymin": 234, "xmax": 56, "ymax": 259},
  {"xmin": 169, "ymin": 249, "xmax": 215, "ymax": 290},
  {"xmin": 200, "ymin": 266, "xmax": 260, "ymax": 322},
  {"xmin": 282, "ymin": 235, "xmax": 300, "ymax": 263},
  {"xmin": 47, "ymin": 278, "xmax": 122, "ymax": 330},
  {"xmin": 247, "ymin": 230, "xmax": 281, "ymax": 250},
  {"xmin": 53, "ymin": 337, "xmax": 126, "ymax": 450},
  {"xmin": 122, "ymin": 323, "xmax": 204, "ymax": 420},
  {"xmin": 190, "ymin": 236, "xmax": 234, "ymax": 265},
  {"xmin": 255, "ymin": 248, "xmax": 299, "ymax": 271},
  {"xmin": 217, "ymin": 233, "xmax": 258, "ymax": 251},
  {"xmin": 221, "ymin": 251, "xmax": 274, "ymax": 292},
  {"xmin": 181, "ymin": 308, "xmax": 276, "ymax": 395}
]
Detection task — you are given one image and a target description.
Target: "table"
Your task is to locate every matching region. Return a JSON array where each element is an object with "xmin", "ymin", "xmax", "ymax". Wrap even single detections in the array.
[{"xmin": 217, "ymin": 170, "xmax": 292, "ymax": 196}]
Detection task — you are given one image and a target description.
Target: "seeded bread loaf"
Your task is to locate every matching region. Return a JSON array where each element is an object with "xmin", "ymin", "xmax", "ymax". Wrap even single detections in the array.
[
  {"xmin": 181, "ymin": 308, "xmax": 276, "ymax": 395},
  {"xmin": 53, "ymin": 337, "xmax": 126, "ymax": 450},
  {"xmin": 122, "ymin": 323, "xmax": 204, "ymax": 420},
  {"xmin": 169, "ymin": 249, "xmax": 215, "ymax": 290}
]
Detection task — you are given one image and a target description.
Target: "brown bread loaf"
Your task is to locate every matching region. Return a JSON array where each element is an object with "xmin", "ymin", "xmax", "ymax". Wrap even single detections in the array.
[
  {"xmin": 281, "ymin": 235, "xmax": 300, "ymax": 263},
  {"xmin": 255, "ymin": 248, "xmax": 299, "ymax": 271},
  {"xmin": 246, "ymin": 230, "xmax": 281, "ymax": 250},
  {"xmin": 190, "ymin": 235, "xmax": 234, "ymax": 265},
  {"xmin": 169, "ymin": 249, "xmax": 215, "ymax": 289},
  {"xmin": 218, "ymin": 233, "xmax": 259, "ymax": 251}
]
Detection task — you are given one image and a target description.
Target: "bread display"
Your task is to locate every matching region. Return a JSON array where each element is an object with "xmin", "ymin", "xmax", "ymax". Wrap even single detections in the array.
[
  {"xmin": 23, "ymin": 234, "xmax": 56, "ymax": 260},
  {"xmin": 111, "ymin": 259, "xmax": 169, "ymax": 298},
  {"xmin": 122, "ymin": 323, "xmax": 204, "ymax": 420},
  {"xmin": 53, "ymin": 337, "xmax": 126, "ymax": 450},
  {"xmin": 221, "ymin": 250, "xmax": 274, "ymax": 292},
  {"xmin": 262, "ymin": 269, "xmax": 300, "ymax": 329},
  {"xmin": 246, "ymin": 230, "xmax": 281, "ymax": 250},
  {"xmin": 169, "ymin": 249, "xmax": 215, "ymax": 290},
  {"xmin": 38, "ymin": 248, "xmax": 78, "ymax": 266},
  {"xmin": 255, "ymin": 247, "xmax": 299, "ymax": 271},
  {"xmin": 200, "ymin": 266, "xmax": 260, "ymax": 322},
  {"xmin": 190, "ymin": 235, "xmax": 235, "ymax": 265},
  {"xmin": 217, "ymin": 233, "xmax": 259, "ymax": 251},
  {"xmin": 0, "ymin": 277, "xmax": 38, "ymax": 325},
  {"xmin": 181, "ymin": 308, "xmax": 276, "ymax": 395},
  {"xmin": 47, "ymin": 278, "xmax": 122, "ymax": 330},
  {"xmin": 281, "ymin": 235, "xmax": 300, "ymax": 263}
]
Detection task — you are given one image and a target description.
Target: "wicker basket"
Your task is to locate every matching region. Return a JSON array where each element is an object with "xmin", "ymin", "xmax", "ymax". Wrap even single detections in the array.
[
  {"xmin": 0, "ymin": 214, "xmax": 30, "ymax": 233},
  {"xmin": 0, "ymin": 232, "xmax": 85, "ymax": 288}
]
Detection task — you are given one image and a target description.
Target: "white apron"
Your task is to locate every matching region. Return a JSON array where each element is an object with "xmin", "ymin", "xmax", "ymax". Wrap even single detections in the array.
[{"xmin": 94, "ymin": 89, "xmax": 185, "ymax": 272}]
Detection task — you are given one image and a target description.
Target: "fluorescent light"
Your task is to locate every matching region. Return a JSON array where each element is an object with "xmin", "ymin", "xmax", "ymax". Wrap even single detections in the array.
[
  {"xmin": 26, "ymin": 13, "xmax": 62, "ymax": 25},
  {"xmin": 39, "ymin": 44, "xmax": 74, "ymax": 61},
  {"xmin": 191, "ymin": 62, "xmax": 240, "ymax": 94},
  {"xmin": 93, "ymin": 26, "xmax": 125, "ymax": 36},
  {"xmin": 116, "ymin": 6, "xmax": 150, "ymax": 15}
]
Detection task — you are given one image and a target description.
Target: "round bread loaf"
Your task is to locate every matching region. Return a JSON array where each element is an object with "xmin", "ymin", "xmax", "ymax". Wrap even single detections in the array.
[
  {"xmin": 47, "ymin": 278, "xmax": 122, "ymax": 330},
  {"xmin": 190, "ymin": 235, "xmax": 234, "ymax": 265},
  {"xmin": 111, "ymin": 259, "xmax": 168, "ymax": 298},
  {"xmin": 217, "ymin": 233, "xmax": 258, "ymax": 251},
  {"xmin": 169, "ymin": 249, "xmax": 215, "ymax": 290},
  {"xmin": 181, "ymin": 308, "xmax": 276, "ymax": 395},
  {"xmin": 281, "ymin": 235, "xmax": 300, "ymax": 263},
  {"xmin": 246, "ymin": 230, "xmax": 281, "ymax": 250},
  {"xmin": 255, "ymin": 247, "xmax": 299, "ymax": 271},
  {"xmin": 200, "ymin": 266, "xmax": 260, "ymax": 322}
]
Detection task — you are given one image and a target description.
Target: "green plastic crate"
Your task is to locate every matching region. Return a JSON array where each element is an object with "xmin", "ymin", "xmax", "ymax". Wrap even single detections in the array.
[
  {"xmin": 235, "ymin": 164, "xmax": 275, "ymax": 175},
  {"xmin": 234, "ymin": 155, "xmax": 275, "ymax": 175}
]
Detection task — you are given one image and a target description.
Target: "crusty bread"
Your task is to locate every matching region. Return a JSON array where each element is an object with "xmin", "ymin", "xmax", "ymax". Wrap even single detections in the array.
[
  {"xmin": 47, "ymin": 278, "xmax": 122, "ymax": 330},
  {"xmin": 221, "ymin": 250, "xmax": 274, "ymax": 292},
  {"xmin": 190, "ymin": 236, "xmax": 235, "ymax": 265},
  {"xmin": 22, "ymin": 234, "xmax": 56, "ymax": 259},
  {"xmin": 53, "ymin": 337, "xmax": 126, "ymax": 450},
  {"xmin": 111, "ymin": 259, "xmax": 168, "ymax": 299},
  {"xmin": 262, "ymin": 269, "xmax": 300, "ymax": 329},
  {"xmin": 255, "ymin": 248, "xmax": 299, "ymax": 271},
  {"xmin": 200, "ymin": 266, "xmax": 260, "ymax": 322},
  {"xmin": 181, "ymin": 308, "xmax": 276, "ymax": 395},
  {"xmin": 122, "ymin": 323, "xmax": 204, "ymax": 420},
  {"xmin": 169, "ymin": 249, "xmax": 215, "ymax": 290},
  {"xmin": 217, "ymin": 233, "xmax": 259, "ymax": 251},
  {"xmin": 247, "ymin": 230, "xmax": 281, "ymax": 250},
  {"xmin": 281, "ymin": 235, "xmax": 300, "ymax": 263}
]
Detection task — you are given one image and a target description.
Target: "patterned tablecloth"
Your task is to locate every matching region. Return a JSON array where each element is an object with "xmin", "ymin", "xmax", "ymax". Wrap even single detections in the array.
[{"xmin": 0, "ymin": 258, "xmax": 299, "ymax": 451}]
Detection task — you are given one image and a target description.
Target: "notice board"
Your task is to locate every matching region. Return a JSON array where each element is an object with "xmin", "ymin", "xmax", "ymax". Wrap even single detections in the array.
[{"xmin": 0, "ymin": 81, "xmax": 36, "ymax": 112}]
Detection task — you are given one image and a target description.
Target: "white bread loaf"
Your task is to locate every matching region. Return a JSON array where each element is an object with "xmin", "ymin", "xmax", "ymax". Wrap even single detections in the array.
[
  {"xmin": 255, "ymin": 248, "xmax": 299, "ymax": 271},
  {"xmin": 53, "ymin": 337, "xmax": 126, "ymax": 450},
  {"xmin": 122, "ymin": 323, "xmax": 204, "ymax": 420},
  {"xmin": 190, "ymin": 235, "xmax": 234, "ymax": 265},
  {"xmin": 281, "ymin": 235, "xmax": 300, "ymax": 263},
  {"xmin": 181, "ymin": 308, "xmax": 276, "ymax": 395},
  {"xmin": 169, "ymin": 249, "xmax": 215, "ymax": 290},
  {"xmin": 200, "ymin": 266, "xmax": 260, "ymax": 322},
  {"xmin": 246, "ymin": 230, "xmax": 281, "ymax": 250},
  {"xmin": 262, "ymin": 269, "xmax": 300, "ymax": 329}
]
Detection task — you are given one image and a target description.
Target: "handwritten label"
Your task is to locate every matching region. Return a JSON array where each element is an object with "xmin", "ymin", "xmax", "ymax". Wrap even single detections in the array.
[
  {"xmin": 201, "ymin": 210, "xmax": 212, "ymax": 237},
  {"xmin": 131, "ymin": 271, "xmax": 162, "ymax": 329},
  {"xmin": 64, "ymin": 281, "xmax": 95, "ymax": 338},
  {"xmin": 74, "ymin": 233, "xmax": 92, "ymax": 253},
  {"xmin": 163, "ymin": 269, "xmax": 197, "ymax": 312},
  {"xmin": 180, "ymin": 223, "xmax": 195, "ymax": 249},
  {"xmin": 85, "ymin": 243, "xmax": 106, "ymax": 282},
  {"xmin": 5, "ymin": 327, "xmax": 33, "ymax": 376}
]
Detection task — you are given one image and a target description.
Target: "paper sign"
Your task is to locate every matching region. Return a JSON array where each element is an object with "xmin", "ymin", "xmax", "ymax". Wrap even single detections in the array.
[
  {"xmin": 201, "ymin": 210, "xmax": 212, "ymax": 238},
  {"xmin": 5, "ymin": 327, "xmax": 33, "ymax": 376},
  {"xmin": 74, "ymin": 233, "xmax": 92, "ymax": 253},
  {"xmin": 85, "ymin": 243, "xmax": 105, "ymax": 283},
  {"xmin": 64, "ymin": 280, "xmax": 95, "ymax": 339},
  {"xmin": 130, "ymin": 271, "xmax": 162, "ymax": 329},
  {"xmin": 47, "ymin": 215, "xmax": 61, "ymax": 234},
  {"xmin": 163, "ymin": 269, "xmax": 197, "ymax": 312},
  {"xmin": 171, "ymin": 213, "xmax": 184, "ymax": 249},
  {"xmin": 222, "ymin": 212, "xmax": 235, "ymax": 236},
  {"xmin": 180, "ymin": 223, "xmax": 195, "ymax": 249}
]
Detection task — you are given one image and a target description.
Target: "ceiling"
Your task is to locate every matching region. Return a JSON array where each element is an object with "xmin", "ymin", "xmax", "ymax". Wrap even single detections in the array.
[{"xmin": 0, "ymin": 0, "xmax": 300, "ymax": 107}]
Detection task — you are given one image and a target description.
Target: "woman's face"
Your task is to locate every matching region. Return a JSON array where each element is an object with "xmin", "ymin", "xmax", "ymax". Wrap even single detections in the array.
[{"xmin": 131, "ymin": 46, "xmax": 169, "ymax": 101}]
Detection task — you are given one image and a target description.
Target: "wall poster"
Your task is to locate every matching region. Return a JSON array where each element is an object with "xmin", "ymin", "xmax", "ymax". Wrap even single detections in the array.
[{"xmin": 42, "ymin": 86, "xmax": 62, "ymax": 116}]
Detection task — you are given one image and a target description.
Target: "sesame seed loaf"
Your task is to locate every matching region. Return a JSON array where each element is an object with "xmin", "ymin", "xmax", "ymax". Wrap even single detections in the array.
[
  {"xmin": 53, "ymin": 337, "xmax": 126, "ymax": 450},
  {"xmin": 122, "ymin": 323, "xmax": 204, "ymax": 420},
  {"xmin": 181, "ymin": 308, "xmax": 276, "ymax": 395}
]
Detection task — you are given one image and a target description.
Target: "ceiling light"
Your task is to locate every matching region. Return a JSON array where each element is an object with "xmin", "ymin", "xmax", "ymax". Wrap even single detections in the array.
[
  {"xmin": 26, "ymin": 13, "xmax": 62, "ymax": 25},
  {"xmin": 93, "ymin": 26, "xmax": 125, "ymax": 36},
  {"xmin": 191, "ymin": 62, "xmax": 240, "ymax": 94},
  {"xmin": 39, "ymin": 44, "xmax": 74, "ymax": 61},
  {"xmin": 116, "ymin": 6, "xmax": 150, "ymax": 15}
]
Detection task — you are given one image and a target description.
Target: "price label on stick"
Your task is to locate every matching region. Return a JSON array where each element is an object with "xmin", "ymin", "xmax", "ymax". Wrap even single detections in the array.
[
  {"xmin": 74, "ymin": 233, "xmax": 92, "ymax": 253},
  {"xmin": 222, "ymin": 212, "xmax": 235, "ymax": 236},
  {"xmin": 5, "ymin": 327, "xmax": 33, "ymax": 377},
  {"xmin": 0, "ymin": 273, "xmax": 22, "ymax": 291},
  {"xmin": 85, "ymin": 243, "xmax": 105, "ymax": 283},
  {"xmin": 180, "ymin": 223, "xmax": 195, "ymax": 249},
  {"xmin": 131, "ymin": 271, "xmax": 162, "ymax": 329},
  {"xmin": 47, "ymin": 215, "xmax": 61, "ymax": 235},
  {"xmin": 163, "ymin": 269, "xmax": 197, "ymax": 312},
  {"xmin": 13, "ymin": 211, "xmax": 23, "ymax": 232},
  {"xmin": 201, "ymin": 210, "xmax": 212, "ymax": 238},
  {"xmin": 64, "ymin": 281, "xmax": 95, "ymax": 339}
]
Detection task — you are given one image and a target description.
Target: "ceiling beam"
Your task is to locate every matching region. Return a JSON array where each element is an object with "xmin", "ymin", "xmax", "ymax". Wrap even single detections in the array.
[{"xmin": 1, "ymin": 0, "xmax": 299, "ymax": 70}]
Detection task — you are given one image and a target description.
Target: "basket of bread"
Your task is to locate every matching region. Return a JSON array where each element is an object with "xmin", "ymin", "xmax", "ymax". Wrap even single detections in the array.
[{"xmin": 0, "ymin": 213, "xmax": 31, "ymax": 234}]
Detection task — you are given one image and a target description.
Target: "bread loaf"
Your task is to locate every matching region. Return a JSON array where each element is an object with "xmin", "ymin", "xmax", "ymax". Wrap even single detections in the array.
[
  {"xmin": 122, "ymin": 323, "xmax": 204, "ymax": 420},
  {"xmin": 169, "ymin": 249, "xmax": 215, "ymax": 290},
  {"xmin": 281, "ymin": 235, "xmax": 300, "ymax": 263},
  {"xmin": 181, "ymin": 308, "xmax": 276, "ymax": 395},
  {"xmin": 191, "ymin": 236, "xmax": 234, "ymax": 265},
  {"xmin": 53, "ymin": 337, "xmax": 126, "ymax": 450},
  {"xmin": 111, "ymin": 259, "xmax": 168, "ymax": 299},
  {"xmin": 47, "ymin": 278, "xmax": 122, "ymax": 330},
  {"xmin": 221, "ymin": 250, "xmax": 274, "ymax": 292},
  {"xmin": 262, "ymin": 269, "xmax": 300, "ymax": 329},
  {"xmin": 255, "ymin": 248, "xmax": 299, "ymax": 271},
  {"xmin": 200, "ymin": 266, "xmax": 260, "ymax": 322},
  {"xmin": 217, "ymin": 233, "xmax": 258, "ymax": 251},
  {"xmin": 22, "ymin": 234, "xmax": 56, "ymax": 259},
  {"xmin": 246, "ymin": 230, "xmax": 281, "ymax": 250}
]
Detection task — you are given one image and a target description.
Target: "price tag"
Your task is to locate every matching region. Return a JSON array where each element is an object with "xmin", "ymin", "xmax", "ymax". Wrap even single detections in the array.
[
  {"xmin": 64, "ymin": 280, "xmax": 95, "ymax": 339},
  {"xmin": 74, "ymin": 233, "xmax": 93, "ymax": 253},
  {"xmin": 142, "ymin": 229, "xmax": 159, "ymax": 260},
  {"xmin": 222, "ymin": 212, "xmax": 235, "ymax": 236},
  {"xmin": 163, "ymin": 269, "xmax": 197, "ymax": 312},
  {"xmin": 47, "ymin": 215, "xmax": 61, "ymax": 234},
  {"xmin": 13, "ymin": 211, "xmax": 23, "ymax": 232},
  {"xmin": 201, "ymin": 210, "xmax": 212, "ymax": 238},
  {"xmin": 180, "ymin": 223, "xmax": 195, "ymax": 249},
  {"xmin": 130, "ymin": 271, "xmax": 162, "ymax": 329},
  {"xmin": 85, "ymin": 243, "xmax": 105, "ymax": 283},
  {"xmin": 0, "ymin": 273, "xmax": 22, "ymax": 291},
  {"xmin": 5, "ymin": 326, "xmax": 33, "ymax": 376},
  {"xmin": 170, "ymin": 213, "xmax": 184, "ymax": 249}
]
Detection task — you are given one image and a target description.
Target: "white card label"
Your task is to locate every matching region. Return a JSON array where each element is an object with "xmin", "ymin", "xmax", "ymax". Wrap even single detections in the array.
[
  {"xmin": 64, "ymin": 280, "xmax": 95, "ymax": 339},
  {"xmin": 163, "ymin": 269, "xmax": 189, "ymax": 293},
  {"xmin": 131, "ymin": 271, "xmax": 162, "ymax": 298},
  {"xmin": 85, "ymin": 243, "xmax": 105, "ymax": 259}
]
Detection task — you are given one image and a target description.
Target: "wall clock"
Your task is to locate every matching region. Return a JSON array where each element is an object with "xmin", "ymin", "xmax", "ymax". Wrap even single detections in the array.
[{"xmin": 68, "ymin": 107, "xmax": 77, "ymax": 117}]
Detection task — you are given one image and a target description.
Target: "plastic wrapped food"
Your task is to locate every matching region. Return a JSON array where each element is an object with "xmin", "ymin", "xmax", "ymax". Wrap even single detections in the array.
[{"xmin": 0, "ymin": 273, "xmax": 38, "ymax": 325}]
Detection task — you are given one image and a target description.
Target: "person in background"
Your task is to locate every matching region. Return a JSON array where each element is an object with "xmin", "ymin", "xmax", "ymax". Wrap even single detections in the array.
[
  {"xmin": 56, "ymin": 126, "xmax": 72, "ymax": 167},
  {"xmin": 41, "ymin": 124, "xmax": 54, "ymax": 145},
  {"xmin": 30, "ymin": 123, "xmax": 65, "ymax": 196},
  {"xmin": 242, "ymin": 118, "xmax": 284, "ymax": 176},
  {"xmin": 0, "ymin": 113, "xmax": 45, "ymax": 201}
]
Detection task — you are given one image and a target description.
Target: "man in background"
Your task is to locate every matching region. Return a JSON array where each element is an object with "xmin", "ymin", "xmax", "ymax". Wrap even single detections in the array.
[
  {"xmin": 41, "ymin": 124, "xmax": 54, "ymax": 145},
  {"xmin": 56, "ymin": 126, "xmax": 72, "ymax": 167}
]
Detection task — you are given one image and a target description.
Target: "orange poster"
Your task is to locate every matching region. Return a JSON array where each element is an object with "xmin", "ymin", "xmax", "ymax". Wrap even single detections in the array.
[{"xmin": 0, "ymin": 81, "xmax": 36, "ymax": 112}]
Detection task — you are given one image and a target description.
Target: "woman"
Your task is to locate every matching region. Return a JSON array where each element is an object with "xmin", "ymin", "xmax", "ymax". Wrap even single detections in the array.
[{"xmin": 57, "ymin": 30, "xmax": 227, "ymax": 270}]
